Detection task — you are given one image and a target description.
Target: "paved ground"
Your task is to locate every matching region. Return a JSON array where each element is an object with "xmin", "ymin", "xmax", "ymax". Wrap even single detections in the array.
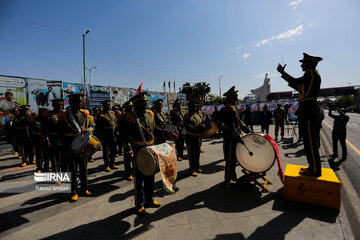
[{"xmin": 0, "ymin": 124, "xmax": 357, "ymax": 240}]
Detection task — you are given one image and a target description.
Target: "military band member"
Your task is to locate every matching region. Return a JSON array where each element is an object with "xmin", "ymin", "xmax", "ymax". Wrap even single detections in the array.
[
  {"xmin": 30, "ymin": 108, "xmax": 50, "ymax": 173},
  {"xmin": 152, "ymin": 99, "xmax": 168, "ymax": 144},
  {"xmin": 97, "ymin": 100, "xmax": 118, "ymax": 172},
  {"xmin": 44, "ymin": 99, "xmax": 65, "ymax": 172},
  {"xmin": 185, "ymin": 100, "xmax": 205, "ymax": 177},
  {"xmin": 221, "ymin": 86, "xmax": 251, "ymax": 185},
  {"xmin": 125, "ymin": 92, "xmax": 161, "ymax": 216},
  {"xmin": 118, "ymin": 101, "xmax": 134, "ymax": 180},
  {"xmin": 170, "ymin": 99, "xmax": 186, "ymax": 161},
  {"xmin": 277, "ymin": 52, "xmax": 323, "ymax": 176},
  {"xmin": 196, "ymin": 104, "xmax": 205, "ymax": 153},
  {"xmin": 13, "ymin": 105, "xmax": 34, "ymax": 167},
  {"xmin": 58, "ymin": 94, "xmax": 94, "ymax": 201},
  {"xmin": 112, "ymin": 104, "xmax": 123, "ymax": 156}
]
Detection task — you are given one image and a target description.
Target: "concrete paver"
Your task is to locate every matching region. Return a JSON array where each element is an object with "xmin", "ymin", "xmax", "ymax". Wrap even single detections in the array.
[{"xmin": 0, "ymin": 124, "xmax": 357, "ymax": 239}]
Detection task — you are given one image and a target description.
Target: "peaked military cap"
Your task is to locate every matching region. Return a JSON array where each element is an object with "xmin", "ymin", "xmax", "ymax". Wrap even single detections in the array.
[
  {"xmin": 299, "ymin": 53, "xmax": 323, "ymax": 63},
  {"xmin": 51, "ymin": 98, "xmax": 64, "ymax": 104},
  {"xmin": 130, "ymin": 92, "xmax": 148, "ymax": 104},
  {"xmin": 5, "ymin": 91, "xmax": 13, "ymax": 96},
  {"xmin": 153, "ymin": 99, "xmax": 164, "ymax": 105},
  {"xmin": 102, "ymin": 99, "xmax": 111, "ymax": 105},
  {"xmin": 173, "ymin": 99, "xmax": 181, "ymax": 105},
  {"xmin": 19, "ymin": 105, "xmax": 30, "ymax": 111},
  {"xmin": 223, "ymin": 86, "xmax": 238, "ymax": 97},
  {"xmin": 67, "ymin": 93, "xmax": 83, "ymax": 100},
  {"xmin": 122, "ymin": 101, "xmax": 133, "ymax": 109}
]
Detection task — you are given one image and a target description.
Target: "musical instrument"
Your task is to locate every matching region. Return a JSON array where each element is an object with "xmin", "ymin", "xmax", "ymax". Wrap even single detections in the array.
[
  {"xmin": 236, "ymin": 133, "xmax": 276, "ymax": 173},
  {"xmin": 201, "ymin": 121, "xmax": 218, "ymax": 138},
  {"xmin": 71, "ymin": 132, "xmax": 101, "ymax": 157},
  {"xmin": 136, "ymin": 143, "xmax": 177, "ymax": 192},
  {"xmin": 164, "ymin": 124, "xmax": 179, "ymax": 141}
]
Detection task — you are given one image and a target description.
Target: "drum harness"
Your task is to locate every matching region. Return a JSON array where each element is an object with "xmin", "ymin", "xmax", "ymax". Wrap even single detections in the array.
[{"xmin": 68, "ymin": 110, "xmax": 82, "ymax": 135}]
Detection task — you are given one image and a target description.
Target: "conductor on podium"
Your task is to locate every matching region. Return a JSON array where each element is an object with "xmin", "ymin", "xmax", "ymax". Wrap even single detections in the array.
[{"xmin": 277, "ymin": 53, "xmax": 323, "ymax": 176}]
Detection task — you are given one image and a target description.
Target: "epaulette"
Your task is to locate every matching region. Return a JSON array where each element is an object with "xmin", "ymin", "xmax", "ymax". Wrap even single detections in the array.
[
  {"xmin": 110, "ymin": 110, "xmax": 115, "ymax": 114},
  {"xmin": 89, "ymin": 115, "xmax": 94, "ymax": 120},
  {"xmin": 145, "ymin": 109, "xmax": 155, "ymax": 118},
  {"xmin": 58, "ymin": 110, "xmax": 68, "ymax": 120},
  {"xmin": 162, "ymin": 110, "xmax": 166, "ymax": 114},
  {"xmin": 80, "ymin": 109, "xmax": 90, "ymax": 117}
]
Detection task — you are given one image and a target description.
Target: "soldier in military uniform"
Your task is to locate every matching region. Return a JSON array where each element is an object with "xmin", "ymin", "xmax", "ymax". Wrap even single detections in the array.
[
  {"xmin": 112, "ymin": 104, "xmax": 123, "ymax": 156},
  {"xmin": 273, "ymin": 103, "xmax": 286, "ymax": 141},
  {"xmin": 118, "ymin": 101, "xmax": 134, "ymax": 180},
  {"xmin": 124, "ymin": 92, "xmax": 161, "ymax": 215},
  {"xmin": 221, "ymin": 86, "xmax": 251, "ymax": 185},
  {"xmin": 13, "ymin": 105, "xmax": 34, "ymax": 167},
  {"xmin": 196, "ymin": 104, "xmax": 205, "ymax": 153},
  {"xmin": 58, "ymin": 94, "xmax": 94, "ymax": 201},
  {"xmin": 185, "ymin": 100, "xmax": 205, "ymax": 177},
  {"xmin": 152, "ymin": 99, "xmax": 169, "ymax": 144},
  {"xmin": 43, "ymin": 99, "xmax": 64, "ymax": 172},
  {"xmin": 170, "ymin": 99, "xmax": 186, "ymax": 161},
  {"xmin": 96, "ymin": 100, "xmax": 118, "ymax": 172},
  {"xmin": 30, "ymin": 108, "xmax": 50, "ymax": 173},
  {"xmin": 277, "ymin": 53, "xmax": 323, "ymax": 176}
]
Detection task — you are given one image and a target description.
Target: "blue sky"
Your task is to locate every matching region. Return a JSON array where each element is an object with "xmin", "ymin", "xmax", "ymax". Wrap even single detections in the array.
[{"xmin": 0, "ymin": 0, "xmax": 359, "ymax": 98}]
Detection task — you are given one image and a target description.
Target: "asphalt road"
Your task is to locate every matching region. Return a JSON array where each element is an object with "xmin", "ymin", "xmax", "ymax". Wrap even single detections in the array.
[{"xmin": 322, "ymin": 111, "xmax": 360, "ymax": 194}]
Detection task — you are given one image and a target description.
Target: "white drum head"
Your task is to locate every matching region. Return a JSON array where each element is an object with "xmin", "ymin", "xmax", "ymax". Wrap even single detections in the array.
[
  {"xmin": 71, "ymin": 132, "xmax": 91, "ymax": 152},
  {"xmin": 236, "ymin": 133, "xmax": 275, "ymax": 173},
  {"xmin": 136, "ymin": 148, "xmax": 158, "ymax": 176}
]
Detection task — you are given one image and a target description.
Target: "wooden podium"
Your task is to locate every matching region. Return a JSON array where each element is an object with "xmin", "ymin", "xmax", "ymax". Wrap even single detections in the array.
[{"xmin": 283, "ymin": 164, "xmax": 342, "ymax": 210}]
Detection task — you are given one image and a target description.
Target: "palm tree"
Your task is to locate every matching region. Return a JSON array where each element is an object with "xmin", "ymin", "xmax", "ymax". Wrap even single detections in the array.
[
  {"xmin": 180, "ymin": 82, "xmax": 194, "ymax": 101},
  {"xmin": 194, "ymin": 82, "xmax": 211, "ymax": 104}
]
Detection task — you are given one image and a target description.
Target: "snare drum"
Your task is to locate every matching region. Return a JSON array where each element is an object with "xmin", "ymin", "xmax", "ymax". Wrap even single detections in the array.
[
  {"xmin": 136, "ymin": 143, "xmax": 177, "ymax": 192},
  {"xmin": 236, "ymin": 133, "xmax": 276, "ymax": 173},
  {"xmin": 164, "ymin": 125, "xmax": 179, "ymax": 141},
  {"xmin": 71, "ymin": 132, "xmax": 101, "ymax": 157}
]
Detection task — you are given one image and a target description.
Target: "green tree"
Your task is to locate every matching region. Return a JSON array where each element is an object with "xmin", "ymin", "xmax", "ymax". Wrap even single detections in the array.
[
  {"xmin": 179, "ymin": 82, "xmax": 194, "ymax": 101},
  {"xmin": 335, "ymin": 96, "xmax": 354, "ymax": 108},
  {"xmin": 193, "ymin": 82, "xmax": 211, "ymax": 104},
  {"xmin": 206, "ymin": 94, "xmax": 225, "ymax": 105}
]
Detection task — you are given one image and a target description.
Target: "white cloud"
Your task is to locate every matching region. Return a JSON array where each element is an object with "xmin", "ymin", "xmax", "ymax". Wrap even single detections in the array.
[
  {"xmin": 276, "ymin": 25, "xmax": 303, "ymax": 40},
  {"xmin": 256, "ymin": 25, "xmax": 304, "ymax": 47},
  {"xmin": 308, "ymin": 22, "xmax": 318, "ymax": 27},
  {"xmin": 231, "ymin": 45, "xmax": 242, "ymax": 53},
  {"xmin": 254, "ymin": 72, "xmax": 278, "ymax": 79},
  {"xmin": 243, "ymin": 53, "xmax": 251, "ymax": 59},
  {"xmin": 289, "ymin": 0, "xmax": 303, "ymax": 10}
]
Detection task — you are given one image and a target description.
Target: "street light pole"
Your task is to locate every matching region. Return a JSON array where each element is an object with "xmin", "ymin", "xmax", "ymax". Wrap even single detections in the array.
[
  {"xmin": 82, "ymin": 30, "xmax": 90, "ymax": 85},
  {"xmin": 85, "ymin": 66, "xmax": 97, "ymax": 86},
  {"xmin": 219, "ymin": 75, "xmax": 223, "ymax": 96}
]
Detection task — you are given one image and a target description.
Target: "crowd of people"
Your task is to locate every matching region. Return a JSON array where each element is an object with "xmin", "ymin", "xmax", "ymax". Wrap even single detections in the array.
[{"xmin": 1, "ymin": 52, "xmax": 351, "ymax": 215}]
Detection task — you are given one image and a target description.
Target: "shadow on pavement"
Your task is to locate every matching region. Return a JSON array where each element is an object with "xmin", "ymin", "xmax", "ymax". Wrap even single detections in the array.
[
  {"xmin": 42, "ymin": 181, "xmax": 339, "ymax": 240},
  {"xmin": 284, "ymin": 148, "xmax": 306, "ymax": 158}
]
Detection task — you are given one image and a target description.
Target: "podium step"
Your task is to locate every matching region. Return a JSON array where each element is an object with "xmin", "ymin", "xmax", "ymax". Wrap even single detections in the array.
[{"xmin": 283, "ymin": 164, "xmax": 342, "ymax": 209}]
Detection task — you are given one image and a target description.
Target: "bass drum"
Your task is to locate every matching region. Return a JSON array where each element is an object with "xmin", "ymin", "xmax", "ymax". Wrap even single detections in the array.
[
  {"xmin": 136, "ymin": 143, "xmax": 178, "ymax": 193},
  {"xmin": 236, "ymin": 133, "xmax": 276, "ymax": 173}
]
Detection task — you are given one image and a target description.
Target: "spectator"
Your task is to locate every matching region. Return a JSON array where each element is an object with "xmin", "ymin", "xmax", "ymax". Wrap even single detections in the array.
[
  {"xmin": 329, "ymin": 108, "xmax": 349, "ymax": 162},
  {"xmin": 243, "ymin": 104, "xmax": 253, "ymax": 131},
  {"xmin": 259, "ymin": 105, "xmax": 272, "ymax": 134},
  {"xmin": 273, "ymin": 103, "xmax": 286, "ymax": 141}
]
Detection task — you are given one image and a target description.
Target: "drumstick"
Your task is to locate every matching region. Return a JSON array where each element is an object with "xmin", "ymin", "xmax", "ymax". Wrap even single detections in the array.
[{"xmin": 242, "ymin": 142, "xmax": 253, "ymax": 156}]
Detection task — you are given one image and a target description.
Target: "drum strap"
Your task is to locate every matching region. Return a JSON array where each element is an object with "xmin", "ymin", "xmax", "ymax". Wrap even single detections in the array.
[
  {"xmin": 68, "ymin": 111, "xmax": 82, "ymax": 133},
  {"xmin": 103, "ymin": 113, "xmax": 116, "ymax": 127}
]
